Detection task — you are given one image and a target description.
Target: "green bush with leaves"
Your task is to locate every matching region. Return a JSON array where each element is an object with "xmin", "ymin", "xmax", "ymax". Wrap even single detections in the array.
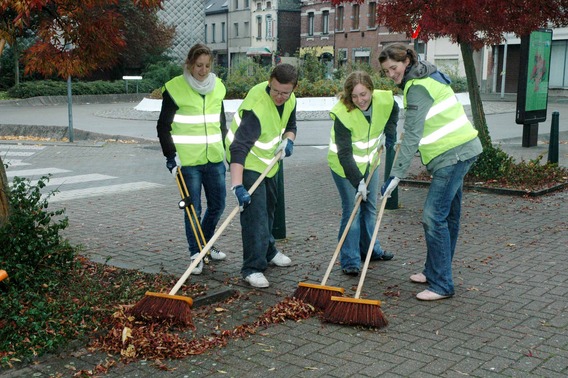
[{"xmin": 0, "ymin": 175, "xmax": 80, "ymax": 366}]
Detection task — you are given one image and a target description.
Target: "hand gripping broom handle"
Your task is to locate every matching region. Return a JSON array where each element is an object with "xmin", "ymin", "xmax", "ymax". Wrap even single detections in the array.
[
  {"xmin": 355, "ymin": 137, "xmax": 402, "ymax": 299},
  {"xmin": 168, "ymin": 151, "xmax": 283, "ymax": 295},
  {"xmin": 320, "ymin": 144, "xmax": 384, "ymax": 286}
]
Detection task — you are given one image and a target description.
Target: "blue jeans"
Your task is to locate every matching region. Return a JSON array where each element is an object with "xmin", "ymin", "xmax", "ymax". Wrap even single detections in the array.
[
  {"xmin": 421, "ymin": 157, "xmax": 477, "ymax": 296},
  {"xmin": 181, "ymin": 162, "xmax": 226, "ymax": 256},
  {"xmin": 240, "ymin": 169, "xmax": 279, "ymax": 278},
  {"xmin": 331, "ymin": 169, "xmax": 385, "ymax": 271}
]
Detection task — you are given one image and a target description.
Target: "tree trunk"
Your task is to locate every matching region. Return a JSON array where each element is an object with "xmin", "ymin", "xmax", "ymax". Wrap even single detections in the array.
[
  {"xmin": 0, "ymin": 157, "xmax": 9, "ymax": 227},
  {"xmin": 460, "ymin": 42, "xmax": 493, "ymax": 150}
]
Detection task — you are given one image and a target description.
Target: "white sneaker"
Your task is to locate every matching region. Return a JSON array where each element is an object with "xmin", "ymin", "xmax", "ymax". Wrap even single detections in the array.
[
  {"xmin": 209, "ymin": 246, "xmax": 226, "ymax": 261},
  {"xmin": 190, "ymin": 256, "xmax": 203, "ymax": 275},
  {"xmin": 269, "ymin": 251, "xmax": 291, "ymax": 267},
  {"xmin": 244, "ymin": 272, "xmax": 269, "ymax": 288}
]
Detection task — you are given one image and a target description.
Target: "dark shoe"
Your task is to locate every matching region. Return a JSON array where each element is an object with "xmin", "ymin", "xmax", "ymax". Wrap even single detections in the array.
[
  {"xmin": 342, "ymin": 267, "xmax": 360, "ymax": 277},
  {"xmin": 372, "ymin": 251, "xmax": 394, "ymax": 261}
]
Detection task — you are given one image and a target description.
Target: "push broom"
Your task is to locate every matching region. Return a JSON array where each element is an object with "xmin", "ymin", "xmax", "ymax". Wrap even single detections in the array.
[
  {"xmin": 323, "ymin": 140, "xmax": 402, "ymax": 328},
  {"xmin": 293, "ymin": 145, "xmax": 383, "ymax": 310},
  {"xmin": 174, "ymin": 166, "xmax": 210, "ymax": 264},
  {"xmin": 129, "ymin": 152, "xmax": 283, "ymax": 327}
]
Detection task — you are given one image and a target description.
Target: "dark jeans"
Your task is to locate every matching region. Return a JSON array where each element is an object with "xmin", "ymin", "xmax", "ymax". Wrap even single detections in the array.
[
  {"xmin": 240, "ymin": 169, "xmax": 279, "ymax": 278},
  {"xmin": 181, "ymin": 161, "xmax": 226, "ymax": 256}
]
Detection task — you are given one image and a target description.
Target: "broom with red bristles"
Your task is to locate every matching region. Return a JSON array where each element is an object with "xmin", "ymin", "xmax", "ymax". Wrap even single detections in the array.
[
  {"xmin": 293, "ymin": 145, "xmax": 383, "ymax": 310},
  {"xmin": 129, "ymin": 152, "xmax": 282, "ymax": 327},
  {"xmin": 322, "ymin": 140, "xmax": 402, "ymax": 328}
]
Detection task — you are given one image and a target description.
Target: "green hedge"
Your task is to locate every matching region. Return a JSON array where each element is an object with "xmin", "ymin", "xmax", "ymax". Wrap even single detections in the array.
[
  {"xmin": 6, "ymin": 79, "xmax": 157, "ymax": 98},
  {"xmin": 5, "ymin": 60, "xmax": 467, "ymax": 99}
]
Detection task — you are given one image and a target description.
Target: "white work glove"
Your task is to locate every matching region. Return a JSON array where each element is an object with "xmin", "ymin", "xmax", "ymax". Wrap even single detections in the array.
[
  {"xmin": 274, "ymin": 137, "xmax": 294, "ymax": 161},
  {"xmin": 381, "ymin": 176, "xmax": 400, "ymax": 199},
  {"xmin": 356, "ymin": 179, "xmax": 368, "ymax": 202}
]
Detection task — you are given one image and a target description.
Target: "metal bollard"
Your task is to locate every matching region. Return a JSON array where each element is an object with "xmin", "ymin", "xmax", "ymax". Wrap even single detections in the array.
[{"xmin": 548, "ymin": 111, "xmax": 559, "ymax": 164}]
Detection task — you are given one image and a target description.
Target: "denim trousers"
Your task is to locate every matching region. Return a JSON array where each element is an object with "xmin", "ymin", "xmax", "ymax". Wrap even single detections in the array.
[
  {"xmin": 181, "ymin": 161, "xmax": 226, "ymax": 256},
  {"xmin": 421, "ymin": 156, "xmax": 477, "ymax": 296},
  {"xmin": 240, "ymin": 169, "xmax": 279, "ymax": 278},
  {"xmin": 331, "ymin": 168, "xmax": 385, "ymax": 271}
]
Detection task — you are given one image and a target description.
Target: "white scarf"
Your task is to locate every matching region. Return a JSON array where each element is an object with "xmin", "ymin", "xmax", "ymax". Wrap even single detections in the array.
[{"xmin": 184, "ymin": 66, "xmax": 217, "ymax": 95}]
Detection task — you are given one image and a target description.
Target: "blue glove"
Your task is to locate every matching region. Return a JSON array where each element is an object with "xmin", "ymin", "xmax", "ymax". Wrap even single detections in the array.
[
  {"xmin": 381, "ymin": 176, "xmax": 400, "ymax": 199},
  {"xmin": 232, "ymin": 185, "xmax": 251, "ymax": 212},
  {"xmin": 274, "ymin": 138, "xmax": 294, "ymax": 160},
  {"xmin": 166, "ymin": 156, "xmax": 177, "ymax": 173},
  {"xmin": 385, "ymin": 133, "xmax": 396, "ymax": 149}
]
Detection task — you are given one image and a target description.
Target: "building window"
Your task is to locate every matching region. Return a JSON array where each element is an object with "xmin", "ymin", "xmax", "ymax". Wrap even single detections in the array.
[
  {"xmin": 234, "ymin": 22, "xmax": 239, "ymax": 37},
  {"xmin": 244, "ymin": 21, "xmax": 249, "ymax": 37},
  {"xmin": 266, "ymin": 1, "xmax": 271, "ymax": 9},
  {"xmin": 211, "ymin": 23, "xmax": 216, "ymax": 43},
  {"xmin": 257, "ymin": 16, "xmax": 262, "ymax": 39},
  {"xmin": 338, "ymin": 48, "xmax": 347, "ymax": 67},
  {"xmin": 257, "ymin": 2, "xmax": 261, "ymax": 11},
  {"xmin": 368, "ymin": 2, "xmax": 376, "ymax": 28},
  {"xmin": 266, "ymin": 15, "xmax": 273, "ymax": 39},
  {"xmin": 352, "ymin": 4, "xmax": 359, "ymax": 30},
  {"xmin": 234, "ymin": 0, "xmax": 238, "ymax": 10},
  {"xmin": 221, "ymin": 22, "xmax": 226, "ymax": 42},
  {"xmin": 204, "ymin": 24, "xmax": 208, "ymax": 43},
  {"xmin": 308, "ymin": 12, "xmax": 314, "ymax": 37},
  {"xmin": 336, "ymin": 6, "xmax": 344, "ymax": 31},
  {"xmin": 244, "ymin": 0, "xmax": 249, "ymax": 8},
  {"xmin": 322, "ymin": 10, "xmax": 329, "ymax": 35}
]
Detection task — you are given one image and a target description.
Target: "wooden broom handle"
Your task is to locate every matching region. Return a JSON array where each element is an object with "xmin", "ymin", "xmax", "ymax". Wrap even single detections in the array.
[
  {"xmin": 320, "ymin": 145, "xmax": 384, "ymax": 286},
  {"xmin": 355, "ymin": 136, "xmax": 403, "ymax": 299},
  {"xmin": 169, "ymin": 151, "xmax": 283, "ymax": 295}
]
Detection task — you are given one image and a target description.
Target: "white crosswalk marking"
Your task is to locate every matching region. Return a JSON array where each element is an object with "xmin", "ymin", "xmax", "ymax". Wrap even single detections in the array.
[
  {"xmin": 29, "ymin": 174, "xmax": 117, "ymax": 188},
  {"xmin": 3, "ymin": 144, "xmax": 165, "ymax": 203},
  {"xmin": 45, "ymin": 182, "xmax": 165, "ymax": 203},
  {"xmin": 3, "ymin": 159, "xmax": 31, "ymax": 167},
  {"xmin": 2, "ymin": 151, "xmax": 36, "ymax": 157},
  {"xmin": 6, "ymin": 167, "xmax": 71, "ymax": 178},
  {"xmin": 1, "ymin": 145, "xmax": 44, "ymax": 167}
]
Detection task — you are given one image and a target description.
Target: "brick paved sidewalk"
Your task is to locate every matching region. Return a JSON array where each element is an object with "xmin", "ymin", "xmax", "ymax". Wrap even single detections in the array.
[{"xmin": 2, "ymin": 142, "xmax": 566, "ymax": 378}]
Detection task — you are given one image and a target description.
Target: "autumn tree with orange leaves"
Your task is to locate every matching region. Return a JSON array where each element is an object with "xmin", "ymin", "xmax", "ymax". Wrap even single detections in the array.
[
  {"xmin": 332, "ymin": 0, "xmax": 568, "ymax": 153},
  {"xmin": 0, "ymin": 0, "xmax": 165, "ymax": 224}
]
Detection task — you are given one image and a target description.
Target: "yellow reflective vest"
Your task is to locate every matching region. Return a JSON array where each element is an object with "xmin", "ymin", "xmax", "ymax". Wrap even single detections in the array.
[
  {"xmin": 226, "ymin": 82, "xmax": 296, "ymax": 178},
  {"xmin": 404, "ymin": 77, "xmax": 478, "ymax": 165},
  {"xmin": 165, "ymin": 75, "xmax": 226, "ymax": 166},
  {"xmin": 328, "ymin": 90, "xmax": 394, "ymax": 178}
]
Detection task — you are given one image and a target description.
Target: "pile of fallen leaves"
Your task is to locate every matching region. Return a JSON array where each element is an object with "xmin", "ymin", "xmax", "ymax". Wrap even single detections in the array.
[{"xmin": 89, "ymin": 296, "xmax": 316, "ymax": 370}]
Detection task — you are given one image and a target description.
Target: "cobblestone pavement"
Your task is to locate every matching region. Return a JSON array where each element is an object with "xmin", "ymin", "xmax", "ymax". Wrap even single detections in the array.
[{"xmin": 1, "ymin": 98, "xmax": 567, "ymax": 377}]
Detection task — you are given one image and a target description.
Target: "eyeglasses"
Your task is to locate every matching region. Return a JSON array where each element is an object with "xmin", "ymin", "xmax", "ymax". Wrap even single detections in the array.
[{"xmin": 270, "ymin": 87, "xmax": 292, "ymax": 99}]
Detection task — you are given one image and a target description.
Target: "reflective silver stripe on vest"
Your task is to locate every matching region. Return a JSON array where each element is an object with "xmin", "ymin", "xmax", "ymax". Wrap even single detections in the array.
[
  {"xmin": 329, "ymin": 133, "xmax": 383, "ymax": 162},
  {"xmin": 172, "ymin": 134, "xmax": 223, "ymax": 144},
  {"xmin": 426, "ymin": 96, "xmax": 458, "ymax": 120},
  {"xmin": 173, "ymin": 113, "xmax": 221, "ymax": 124},
  {"xmin": 419, "ymin": 114, "xmax": 469, "ymax": 146}
]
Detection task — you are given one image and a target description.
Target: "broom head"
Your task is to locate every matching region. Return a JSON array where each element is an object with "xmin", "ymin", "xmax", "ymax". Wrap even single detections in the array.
[
  {"xmin": 322, "ymin": 295, "xmax": 388, "ymax": 329},
  {"xmin": 294, "ymin": 282, "xmax": 345, "ymax": 310},
  {"xmin": 128, "ymin": 291, "xmax": 195, "ymax": 328}
]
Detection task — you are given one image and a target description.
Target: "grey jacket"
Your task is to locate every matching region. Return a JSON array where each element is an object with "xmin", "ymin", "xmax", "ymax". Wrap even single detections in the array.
[{"xmin": 391, "ymin": 62, "xmax": 482, "ymax": 178}]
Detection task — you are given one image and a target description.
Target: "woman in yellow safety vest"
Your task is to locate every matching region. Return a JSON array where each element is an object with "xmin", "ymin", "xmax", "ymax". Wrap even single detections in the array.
[
  {"xmin": 379, "ymin": 43, "xmax": 483, "ymax": 301},
  {"xmin": 156, "ymin": 43, "xmax": 227, "ymax": 275},
  {"xmin": 328, "ymin": 71, "xmax": 398, "ymax": 277}
]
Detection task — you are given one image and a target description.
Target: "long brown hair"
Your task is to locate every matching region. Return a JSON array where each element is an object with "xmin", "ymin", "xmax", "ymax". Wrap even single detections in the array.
[
  {"xmin": 378, "ymin": 43, "xmax": 417, "ymax": 66},
  {"xmin": 185, "ymin": 43, "xmax": 213, "ymax": 70},
  {"xmin": 339, "ymin": 71, "xmax": 374, "ymax": 112}
]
